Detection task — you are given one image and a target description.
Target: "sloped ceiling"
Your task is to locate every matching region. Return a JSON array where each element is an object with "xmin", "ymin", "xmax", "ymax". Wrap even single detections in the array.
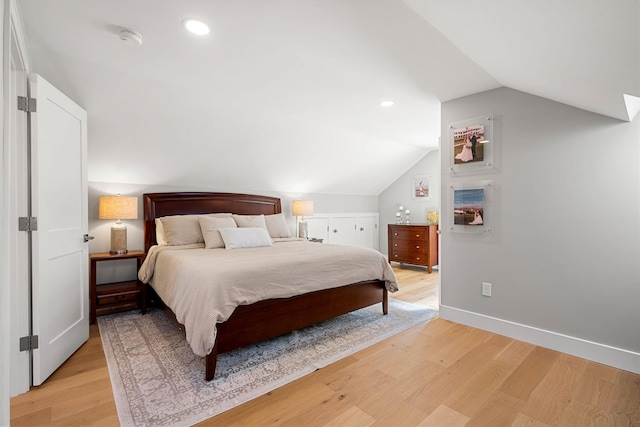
[{"xmin": 17, "ymin": 0, "xmax": 639, "ymax": 195}]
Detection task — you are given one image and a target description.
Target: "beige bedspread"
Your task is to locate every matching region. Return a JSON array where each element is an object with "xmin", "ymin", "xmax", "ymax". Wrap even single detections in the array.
[{"xmin": 138, "ymin": 240, "xmax": 398, "ymax": 357}]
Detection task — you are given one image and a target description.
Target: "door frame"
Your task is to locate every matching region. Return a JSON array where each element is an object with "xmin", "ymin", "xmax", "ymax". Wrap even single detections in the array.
[{"xmin": 2, "ymin": 0, "xmax": 31, "ymax": 412}]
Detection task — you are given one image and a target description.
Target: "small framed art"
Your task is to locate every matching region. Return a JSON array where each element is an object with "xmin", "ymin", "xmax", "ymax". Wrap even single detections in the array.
[{"xmin": 412, "ymin": 175, "xmax": 431, "ymax": 200}]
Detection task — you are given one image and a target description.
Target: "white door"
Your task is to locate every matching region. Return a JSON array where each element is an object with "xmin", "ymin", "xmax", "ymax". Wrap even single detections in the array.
[
  {"xmin": 355, "ymin": 216, "xmax": 378, "ymax": 250},
  {"xmin": 30, "ymin": 74, "xmax": 89, "ymax": 385},
  {"xmin": 306, "ymin": 217, "xmax": 329, "ymax": 241},
  {"xmin": 328, "ymin": 217, "xmax": 356, "ymax": 246}
]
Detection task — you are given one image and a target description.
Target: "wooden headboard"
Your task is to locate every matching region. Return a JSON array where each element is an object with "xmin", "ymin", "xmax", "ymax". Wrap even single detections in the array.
[{"xmin": 143, "ymin": 192, "xmax": 282, "ymax": 252}]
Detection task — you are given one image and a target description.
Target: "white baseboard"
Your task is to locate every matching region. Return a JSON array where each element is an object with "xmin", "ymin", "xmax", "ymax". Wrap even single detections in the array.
[{"xmin": 439, "ymin": 305, "xmax": 640, "ymax": 375}]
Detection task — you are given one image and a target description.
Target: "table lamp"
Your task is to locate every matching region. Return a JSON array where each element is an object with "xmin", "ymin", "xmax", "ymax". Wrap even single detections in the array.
[
  {"xmin": 99, "ymin": 195, "xmax": 138, "ymax": 254},
  {"xmin": 292, "ymin": 200, "xmax": 314, "ymax": 239}
]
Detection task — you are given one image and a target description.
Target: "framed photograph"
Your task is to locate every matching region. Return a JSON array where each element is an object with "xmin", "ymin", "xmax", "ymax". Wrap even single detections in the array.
[
  {"xmin": 412, "ymin": 175, "xmax": 431, "ymax": 200},
  {"xmin": 447, "ymin": 181, "xmax": 493, "ymax": 233},
  {"xmin": 454, "ymin": 188, "xmax": 484, "ymax": 225},
  {"xmin": 448, "ymin": 115, "xmax": 497, "ymax": 175}
]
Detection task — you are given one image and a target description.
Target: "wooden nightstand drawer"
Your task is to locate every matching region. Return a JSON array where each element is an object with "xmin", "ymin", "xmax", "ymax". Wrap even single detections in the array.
[{"xmin": 96, "ymin": 281, "xmax": 140, "ymax": 307}]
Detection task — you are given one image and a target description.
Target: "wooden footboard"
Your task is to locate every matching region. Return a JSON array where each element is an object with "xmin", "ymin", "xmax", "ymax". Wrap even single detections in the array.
[
  {"xmin": 147, "ymin": 281, "xmax": 387, "ymax": 381},
  {"xmin": 206, "ymin": 280, "xmax": 387, "ymax": 381}
]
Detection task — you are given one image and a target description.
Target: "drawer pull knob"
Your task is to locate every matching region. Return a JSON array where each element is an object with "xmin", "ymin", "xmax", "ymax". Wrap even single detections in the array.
[
  {"xmin": 416, "ymin": 234, "xmax": 420, "ymax": 237},
  {"xmin": 394, "ymin": 243, "xmax": 398, "ymax": 247},
  {"xmin": 416, "ymin": 245, "xmax": 420, "ymax": 249}
]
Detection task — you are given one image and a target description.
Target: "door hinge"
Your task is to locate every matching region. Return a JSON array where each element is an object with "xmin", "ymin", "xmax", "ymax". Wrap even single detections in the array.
[
  {"xmin": 19, "ymin": 335, "xmax": 39, "ymax": 352},
  {"xmin": 18, "ymin": 216, "xmax": 38, "ymax": 231},
  {"xmin": 17, "ymin": 96, "xmax": 37, "ymax": 113}
]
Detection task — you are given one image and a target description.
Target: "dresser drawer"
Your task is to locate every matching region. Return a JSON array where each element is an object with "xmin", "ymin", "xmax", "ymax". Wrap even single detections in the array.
[
  {"xmin": 390, "ymin": 240, "xmax": 427, "ymax": 254},
  {"xmin": 389, "ymin": 227, "xmax": 426, "ymax": 241},
  {"xmin": 390, "ymin": 250, "xmax": 428, "ymax": 265}
]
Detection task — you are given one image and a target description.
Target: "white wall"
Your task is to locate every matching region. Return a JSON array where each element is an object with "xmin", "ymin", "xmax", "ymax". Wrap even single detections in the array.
[
  {"xmin": 440, "ymin": 87, "xmax": 640, "ymax": 373},
  {"xmin": 378, "ymin": 150, "xmax": 440, "ymax": 255}
]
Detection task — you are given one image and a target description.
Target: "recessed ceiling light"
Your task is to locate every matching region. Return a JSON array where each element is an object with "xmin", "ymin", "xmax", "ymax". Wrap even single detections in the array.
[
  {"xmin": 379, "ymin": 100, "xmax": 395, "ymax": 107},
  {"xmin": 183, "ymin": 19, "xmax": 210, "ymax": 35}
]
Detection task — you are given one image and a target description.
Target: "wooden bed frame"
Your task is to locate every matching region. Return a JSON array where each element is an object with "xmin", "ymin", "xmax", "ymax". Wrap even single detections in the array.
[{"xmin": 143, "ymin": 192, "xmax": 388, "ymax": 381}]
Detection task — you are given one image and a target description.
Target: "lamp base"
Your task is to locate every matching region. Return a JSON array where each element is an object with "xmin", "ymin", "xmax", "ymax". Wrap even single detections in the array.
[
  {"xmin": 110, "ymin": 225, "xmax": 128, "ymax": 255},
  {"xmin": 298, "ymin": 220, "xmax": 308, "ymax": 239}
]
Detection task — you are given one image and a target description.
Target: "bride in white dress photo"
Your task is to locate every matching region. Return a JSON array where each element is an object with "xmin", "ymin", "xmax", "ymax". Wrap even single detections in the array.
[
  {"xmin": 469, "ymin": 210, "xmax": 483, "ymax": 225},
  {"xmin": 455, "ymin": 136, "xmax": 474, "ymax": 162}
]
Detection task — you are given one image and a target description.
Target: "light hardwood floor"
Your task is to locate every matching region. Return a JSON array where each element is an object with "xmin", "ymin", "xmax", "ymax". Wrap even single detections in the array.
[{"xmin": 10, "ymin": 266, "xmax": 640, "ymax": 426}]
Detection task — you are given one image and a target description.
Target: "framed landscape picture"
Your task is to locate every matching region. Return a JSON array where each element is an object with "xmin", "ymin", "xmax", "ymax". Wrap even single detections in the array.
[
  {"xmin": 454, "ymin": 188, "xmax": 484, "ymax": 226},
  {"xmin": 448, "ymin": 181, "xmax": 493, "ymax": 233},
  {"xmin": 412, "ymin": 175, "xmax": 431, "ymax": 200}
]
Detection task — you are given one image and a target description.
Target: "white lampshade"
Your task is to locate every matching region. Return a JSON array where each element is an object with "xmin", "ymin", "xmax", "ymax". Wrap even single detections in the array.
[{"xmin": 292, "ymin": 200, "xmax": 314, "ymax": 217}]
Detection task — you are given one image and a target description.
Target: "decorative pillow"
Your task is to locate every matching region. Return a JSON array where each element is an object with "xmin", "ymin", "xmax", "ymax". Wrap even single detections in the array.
[
  {"xmin": 198, "ymin": 216, "xmax": 237, "ymax": 249},
  {"xmin": 159, "ymin": 215, "xmax": 205, "ymax": 246},
  {"xmin": 218, "ymin": 227, "xmax": 273, "ymax": 249},
  {"xmin": 157, "ymin": 213, "xmax": 232, "ymax": 246},
  {"xmin": 264, "ymin": 213, "xmax": 291, "ymax": 238},
  {"xmin": 155, "ymin": 218, "xmax": 167, "ymax": 245},
  {"xmin": 232, "ymin": 214, "xmax": 267, "ymax": 229}
]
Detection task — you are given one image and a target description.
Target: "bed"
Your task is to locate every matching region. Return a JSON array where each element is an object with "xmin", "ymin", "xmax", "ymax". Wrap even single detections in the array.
[{"xmin": 139, "ymin": 192, "xmax": 397, "ymax": 381}]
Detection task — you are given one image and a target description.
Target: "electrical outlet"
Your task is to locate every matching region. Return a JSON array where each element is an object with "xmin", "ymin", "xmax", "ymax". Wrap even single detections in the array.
[{"xmin": 482, "ymin": 282, "xmax": 492, "ymax": 297}]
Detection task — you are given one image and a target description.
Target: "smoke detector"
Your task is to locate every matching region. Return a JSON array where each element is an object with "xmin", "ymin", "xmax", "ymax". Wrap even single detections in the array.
[{"xmin": 119, "ymin": 28, "xmax": 143, "ymax": 45}]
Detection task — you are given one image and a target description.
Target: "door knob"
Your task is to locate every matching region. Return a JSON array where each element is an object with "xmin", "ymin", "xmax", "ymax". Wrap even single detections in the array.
[{"xmin": 83, "ymin": 234, "xmax": 95, "ymax": 243}]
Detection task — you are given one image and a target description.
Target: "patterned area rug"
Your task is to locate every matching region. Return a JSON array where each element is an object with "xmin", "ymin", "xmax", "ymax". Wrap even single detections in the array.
[{"xmin": 98, "ymin": 300, "xmax": 437, "ymax": 427}]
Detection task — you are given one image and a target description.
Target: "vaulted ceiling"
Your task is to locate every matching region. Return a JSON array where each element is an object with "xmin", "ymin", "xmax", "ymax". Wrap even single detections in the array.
[{"xmin": 18, "ymin": 0, "xmax": 640, "ymax": 195}]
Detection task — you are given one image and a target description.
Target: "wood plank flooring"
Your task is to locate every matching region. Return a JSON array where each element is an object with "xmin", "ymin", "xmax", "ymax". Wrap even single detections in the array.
[{"xmin": 10, "ymin": 265, "xmax": 640, "ymax": 426}]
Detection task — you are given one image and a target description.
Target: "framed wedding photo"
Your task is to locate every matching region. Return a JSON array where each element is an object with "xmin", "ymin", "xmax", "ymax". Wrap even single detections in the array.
[
  {"xmin": 448, "ymin": 114, "xmax": 497, "ymax": 175},
  {"xmin": 447, "ymin": 181, "xmax": 493, "ymax": 233},
  {"xmin": 412, "ymin": 175, "xmax": 431, "ymax": 200}
]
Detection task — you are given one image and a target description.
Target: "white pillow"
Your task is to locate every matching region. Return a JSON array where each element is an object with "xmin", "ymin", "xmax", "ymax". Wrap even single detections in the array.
[
  {"xmin": 219, "ymin": 227, "xmax": 273, "ymax": 249},
  {"xmin": 198, "ymin": 216, "xmax": 237, "ymax": 249},
  {"xmin": 264, "ymin": 213, "xmax": 291, "ymax": 238},
  {"xmin": 232, "ymin": 214, "xmax": 267, "ymax": 229},
  {"xmin": 155, "ymin": 218, "xmax": 167, "ymax": 245},
  {"xmin": 157, "ymin": 213, "xmax": 232, "ymax": 246}
]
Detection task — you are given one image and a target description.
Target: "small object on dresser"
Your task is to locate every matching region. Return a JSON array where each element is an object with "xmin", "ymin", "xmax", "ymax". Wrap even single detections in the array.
[
  {"xmin": 308, "ymin": 238, "xmax": 323, "ymax": 243},
  {"xmin": 427, "ymin": 211, "xmax": 439, "ymax": 225}
]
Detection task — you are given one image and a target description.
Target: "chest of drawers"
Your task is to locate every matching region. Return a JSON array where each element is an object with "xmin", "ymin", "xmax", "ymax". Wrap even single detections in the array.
[{"xmin": 388, "ymin": 224, "xmax": 439, "ymax": 273}]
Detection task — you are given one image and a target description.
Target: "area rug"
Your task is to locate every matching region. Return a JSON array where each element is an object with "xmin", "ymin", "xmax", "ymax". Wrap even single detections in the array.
[{"xmin": 98, "ymin": 300, "xmax": 437, "ymax": 427}]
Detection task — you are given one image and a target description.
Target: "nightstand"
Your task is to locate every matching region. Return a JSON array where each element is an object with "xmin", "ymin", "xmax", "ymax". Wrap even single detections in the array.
[{"xmin": 89, "ymin": 250, "xmax": 147, "ymax": 324}]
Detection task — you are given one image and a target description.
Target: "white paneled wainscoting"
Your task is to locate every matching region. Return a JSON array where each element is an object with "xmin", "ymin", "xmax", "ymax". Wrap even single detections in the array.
[{"xmin": 305, "ymin": 213, "xmax": 379, "ymax": 250}]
